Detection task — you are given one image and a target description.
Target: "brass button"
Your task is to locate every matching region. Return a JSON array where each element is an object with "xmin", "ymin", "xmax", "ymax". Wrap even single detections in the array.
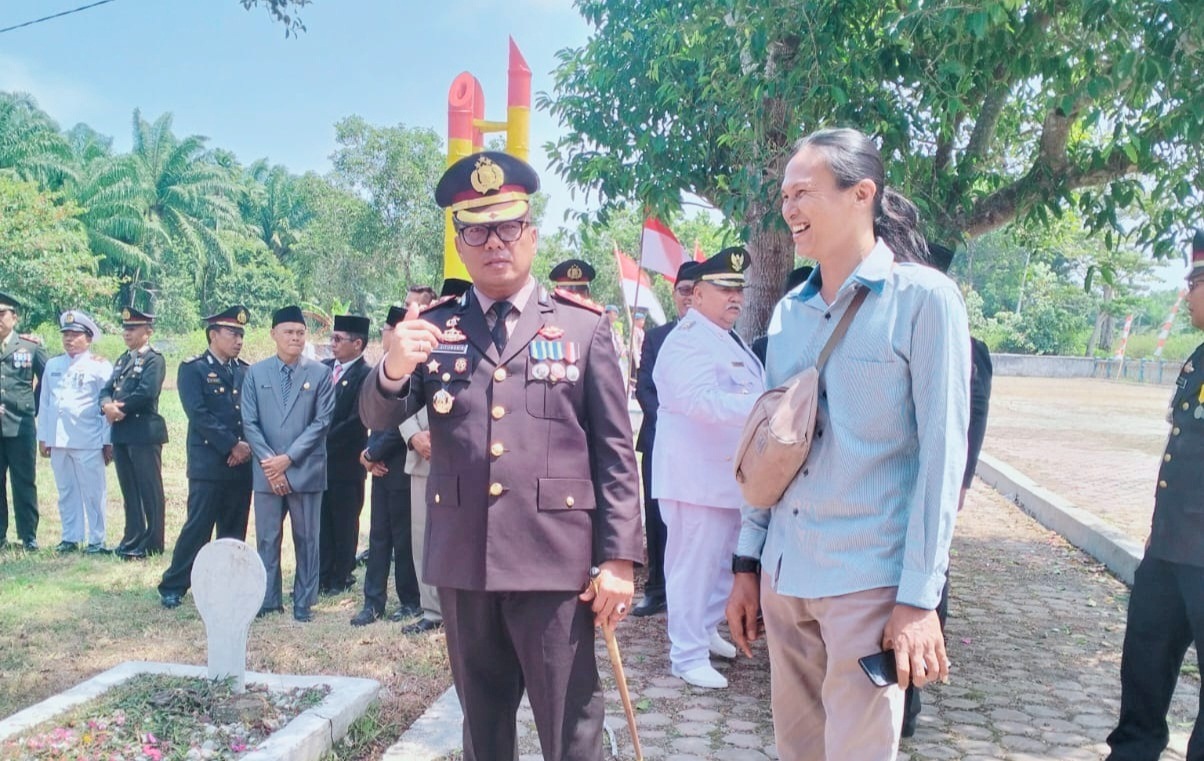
[
  {"xmin": 1159, "ymin": 480, "xmax": 1168, "ymax": 488},
  {"xmin": 565, "ymin": 496, "xmax": 575, "ymax": 507},
  {"xmin": 1173, "ymin": 426, "xmax": 1182, "ymax": 435},
  {"xmin": 1184, "ymin": 402, "xmax": 1191, "ymax": 410},
  {"xmin": 232, "ymin": 389, "xmax": 238, "ymax": 395},
  {"xmin": 442, "ymin": 373, "xmax": 451, "ymax": 382},
  {"xmin": 491, "ymin": 405, "xmax": 505, "ymax": 420},
  {"xmin": 435, "ymin": 493, "xmax": 441, "ymax": 504},
  {"xmin": 494, "ymin": 368, "xmax": 507, "ymax": 382},
  {"xmin": 490, "ymin": 442, "xmax": 504, "ymax": 457},
  {"xmin": 489, "ymin": 482, "xmax": 503, "ymax": 497},
  {"xmin": 1164, "ymin": 453, "xmax": 1172, "ymax": 462}
]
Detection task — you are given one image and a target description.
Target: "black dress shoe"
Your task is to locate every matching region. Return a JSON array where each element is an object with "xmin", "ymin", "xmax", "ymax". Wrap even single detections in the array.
[
  {"xmin": 84, "ymin": 544, "xmax": 111, "ymax": 555},
  {"xmin": 401, "ymin": 618, "xmax": 443, "ymax": 635},
  {"xmin": 389, "ymin": 603, "xmax": 423, "ymax": 622},
  {"xmin": 355, "ymin": 549, "xmax": 369, "ymax": 566},
  {"xmin": 630, "ymin": 595, "xmax": 668, "ymax": 617},
  {"xmin": 55, "ymin": 541, "xmax": 79, "ymax": 553},
  {"xmin": 161, "ymin": 592, "xmax": 183, "ymax": 609},
  {"xmin": 256, "ymin": 605, "xmax": 284, "ymax": 618},
  {"xmin": 120, "ymin": 549, "xmax": 148, "ymax": 561},
  {"xmin": 22, "ymin": 539, "xmax": 38, "ymax": 551},
  {"xmin": 350, "ymin": 608, "xmax": 382, "ymax": 627},
  {"xmin": 293, "ymin": 607, "xmax": 313, "ymax": 623}
]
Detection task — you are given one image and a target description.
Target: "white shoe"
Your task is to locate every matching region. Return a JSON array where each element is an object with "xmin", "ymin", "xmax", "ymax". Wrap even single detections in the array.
[
  {"xmin": 671, "ymin": 664, "xmax": 728, "ymax": 689},
  {"xmin": 709, "ymin": 631, "xmax": 737, "ymax": 659}
]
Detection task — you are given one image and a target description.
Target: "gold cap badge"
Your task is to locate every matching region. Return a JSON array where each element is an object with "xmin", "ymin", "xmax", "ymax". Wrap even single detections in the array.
[{"xmin": 470, "ymin": 156, "xmax": 505, "ymax": 194}]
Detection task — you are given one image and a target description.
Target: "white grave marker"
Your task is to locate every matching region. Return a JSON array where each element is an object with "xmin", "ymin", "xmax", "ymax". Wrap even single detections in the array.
[{"xmin": 192, "ymin": 538, "xmax": 267, "ymax": 692}]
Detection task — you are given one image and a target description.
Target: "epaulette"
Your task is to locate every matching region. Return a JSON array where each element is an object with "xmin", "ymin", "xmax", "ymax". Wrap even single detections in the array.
[
  {"xmin": 182, "ymin": 354, "xmax": 202, "ymax": 364},
  {"xmin": 420, "ymin": 295, "xmax": 458, "ymax": 314},
  {"xmin": 237, "ymin": 358, "xmax": 250, "ymax": 366},
  {"xmin": 18, "ymin": 333, "xmax": 43, "ymax": 347},
  {"xmin": 552, "ymin": 287, "xmax": 605, "ymax": 314}
]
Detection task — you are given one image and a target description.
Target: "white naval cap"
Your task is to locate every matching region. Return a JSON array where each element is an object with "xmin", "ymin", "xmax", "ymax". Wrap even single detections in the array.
[{"xmin": 59, "ymin": 310, "xmax": 101, "ymax": 338}]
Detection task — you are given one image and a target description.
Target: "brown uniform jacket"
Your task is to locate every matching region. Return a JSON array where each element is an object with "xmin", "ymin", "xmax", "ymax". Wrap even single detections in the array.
[{"xmin": 358, "ymin": 285, "xmax": 643, "ymax": 593}]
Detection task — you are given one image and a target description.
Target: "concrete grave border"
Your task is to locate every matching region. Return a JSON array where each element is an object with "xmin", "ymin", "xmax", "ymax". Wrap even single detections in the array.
[{"xmin": 0, "ymin": 661, "xmax": 379, "ymax": 761}]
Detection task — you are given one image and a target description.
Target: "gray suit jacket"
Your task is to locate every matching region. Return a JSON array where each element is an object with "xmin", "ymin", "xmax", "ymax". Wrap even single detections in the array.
[{"xmin": 241, "ymin": 355, "xmax": 335, "ymax": 493}]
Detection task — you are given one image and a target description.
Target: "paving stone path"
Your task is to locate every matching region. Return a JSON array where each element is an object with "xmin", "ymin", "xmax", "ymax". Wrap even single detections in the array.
[{"xmin": 507, "ymin": 482, "xmax": 1198, "ymax": 760}]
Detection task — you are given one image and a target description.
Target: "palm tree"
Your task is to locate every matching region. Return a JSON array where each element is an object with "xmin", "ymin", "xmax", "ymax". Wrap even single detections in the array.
[
  {"xmin": 0, "ymin": 92, "xmax": 74, "ymax": 188},
  {"xmin": 242, "ymin": 159, "xmax": 312, "ymax": 260}
]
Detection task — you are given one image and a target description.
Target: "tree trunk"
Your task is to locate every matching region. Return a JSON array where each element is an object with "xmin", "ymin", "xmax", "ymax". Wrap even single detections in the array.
[{"xmin": 739, "ymin": 205, "xmax": 794, "ymax": 340}]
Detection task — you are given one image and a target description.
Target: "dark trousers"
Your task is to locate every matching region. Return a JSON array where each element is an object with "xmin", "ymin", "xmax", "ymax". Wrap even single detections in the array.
[
  {"xmin": 362, "ymin": 474, "xmax": 419, "ymax": 613},
  {"xmin": 1106, "ymin": 556, "xmax": 1204, "ymax": 761},
  {"xmin": 0, "ymin": 429, "xmax": 38, "ymax": 543},
  {"xmin": 158, "ymin": 479, "xmax": 251, "ymax": 596},
  {"xmin": 255, "ymin": 490, "xmax": 322, "ymax": 611},
  {"xmin": 441, "ymin": 587, "xmax": 604, "ymax": 761},
  {"xmin": 902, "ymin": 575, "xmax": 950, "ymax": 725},
  {"xmin": 640, "ymin": 449, "xmax": 668, "ymax": 597},
  {"xmin": 319, "ymin": 478, "xmax": 366, "ymax": 589},
  {"xmin": 114, "ymin": 443, "xmax": 166, "ymax": 554}
]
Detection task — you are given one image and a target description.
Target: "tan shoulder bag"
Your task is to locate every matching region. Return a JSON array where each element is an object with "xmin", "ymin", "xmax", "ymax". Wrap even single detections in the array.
[{"xmin": 733, "ymin": 286, "xmax": 869, "ymax": 508}]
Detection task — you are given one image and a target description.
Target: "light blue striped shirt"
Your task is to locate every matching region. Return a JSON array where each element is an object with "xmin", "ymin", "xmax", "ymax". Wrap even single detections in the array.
[{"xmin": 735, "ymin": 240, "xmax": 970, "ymax": 609}]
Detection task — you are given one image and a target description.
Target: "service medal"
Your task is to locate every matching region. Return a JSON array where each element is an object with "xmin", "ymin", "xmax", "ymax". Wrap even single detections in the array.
[
  {"xmin": 432, "ymin": 388, "xmax": 455, "ymax": 415},
  {"xmin": 565, "ymin": 365, "xmax": 580, "ymax": 382},
  {"xmin": 454, "ymin": 357, "xmax": 468, "ymax": 374},
  {"xmin": 549, "ymin": 362, "xmax": 566, "ymax": 382},
  {"xmin": 532, "ymin": 362, "xmax": 550, "ymax": 380}
]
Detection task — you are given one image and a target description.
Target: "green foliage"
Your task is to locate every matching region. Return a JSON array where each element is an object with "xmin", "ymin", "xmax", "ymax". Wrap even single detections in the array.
[
  {"xmin": 545, "ymin": 0, "xmax": 1204, "ymax": 332},
  {"xmin": 0, "ymin": 173, "xmax": 117, "ymax": 327},
  {"xmin": 329, "ymin": 117, "xmax": 446, "ymax": 292},
  {"xmin": 0, "ymin": 93, "xmax": 73, "ymax": 189}
]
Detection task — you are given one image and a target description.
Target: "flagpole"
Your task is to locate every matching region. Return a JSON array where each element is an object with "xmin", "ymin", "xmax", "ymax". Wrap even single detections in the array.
[
  {"xmin": 612, "ymin": 240, "xmax": 638, "ymax": 395},
  {"xmin": 627, "ymin": 223, "xmax": 650, "ymax": 381}
]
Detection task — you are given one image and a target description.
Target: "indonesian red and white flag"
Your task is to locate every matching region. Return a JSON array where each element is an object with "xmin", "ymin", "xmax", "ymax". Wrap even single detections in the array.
[
  {"xmin": 693, "ymin": 239, "xmax": 707, "ymax": 262},
  {"xmin": 640, "ymin": 218, "xmax": 687, "ymax": 279},
  {"xmin": 615, "ymin": 247, "xmax": 668, "ymax": 325}
]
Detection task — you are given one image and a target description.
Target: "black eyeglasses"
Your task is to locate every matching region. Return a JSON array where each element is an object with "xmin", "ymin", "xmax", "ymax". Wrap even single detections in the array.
[{"xmin": 457, "ymin": 220, "xmax": 528, "ymax": 247}]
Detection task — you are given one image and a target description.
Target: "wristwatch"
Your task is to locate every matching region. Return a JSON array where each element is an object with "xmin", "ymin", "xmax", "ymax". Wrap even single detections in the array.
[{"xmin": 731, "ymin": 554, "xmax": 761, "ymax": 575}]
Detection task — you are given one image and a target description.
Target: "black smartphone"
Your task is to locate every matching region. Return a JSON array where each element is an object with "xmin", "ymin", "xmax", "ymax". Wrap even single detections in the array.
[{"xmin": 857, "ymin": 649, "xmax": 899, "ymax": 688}]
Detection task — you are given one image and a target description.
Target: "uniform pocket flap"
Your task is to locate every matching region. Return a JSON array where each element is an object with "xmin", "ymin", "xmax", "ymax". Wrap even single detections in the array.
[{"xmin": 537, "ymin": 478, "xmax": 596, "ymax": 511}]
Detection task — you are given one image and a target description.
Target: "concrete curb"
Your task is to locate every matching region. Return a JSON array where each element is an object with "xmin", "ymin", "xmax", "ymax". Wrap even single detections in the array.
[
  {"xmin": 0, "ymin": 661, "xmax": 379, "ymax": 761},
  {"xmin": 381, "ymin": 686, "xmax": 461, "ymax": 760},
  {"xmin": 977, "ymin": 452, "xmax": 1144, "ymax": 585}
]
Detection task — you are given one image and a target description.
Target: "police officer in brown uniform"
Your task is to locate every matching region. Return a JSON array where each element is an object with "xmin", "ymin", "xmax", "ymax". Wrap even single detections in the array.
[
  {"xmin": 101, "ymin": 307, "xmax": 169, "ymax": 559},
  {"xmin": 359, "ymin": 151, "xmax": 642, "ymax": 761},
  {"xmin": 548, "ymin": 258, "xmax": 596, "ymax": 298},
  {"xmin": 1106, "ymin": 230, "xmax": 1204, "ymax": 761}
]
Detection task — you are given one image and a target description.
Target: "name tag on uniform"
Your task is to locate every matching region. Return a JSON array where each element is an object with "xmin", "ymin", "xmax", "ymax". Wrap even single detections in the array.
[{"xmin": 435, "ymin": 344, "xmax": 468, "ymax": 355}]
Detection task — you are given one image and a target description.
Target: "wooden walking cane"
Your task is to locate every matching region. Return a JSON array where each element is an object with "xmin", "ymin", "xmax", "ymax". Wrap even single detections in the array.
[{"xmin": 590, "ymin": 566, "xmax": 644, "ymax": 761}]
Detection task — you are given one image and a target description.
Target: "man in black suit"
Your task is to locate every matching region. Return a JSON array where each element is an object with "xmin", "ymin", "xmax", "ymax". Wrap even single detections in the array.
[
  {"xmin": 751, "ymin": 266, "xmax": 815, "ymax": 366},
  {"xmin": 631, "ymin": 260, "xmax": 699, "ymax": 617},
  {"xmin": 1106, "ymin": 232, "xmax": 1204, "ymax": 760},
  {"xmin": 158, "ymin": 306, "xmax": 253, "ymax": 608},
  {"xmin": 319, "ymin": 314, "xmax": 373, "ymax": 594},
  {"xmin": 351, "ymin": 300, "xmax": 429, "ymax": 627},
  {"xmin": 101, "ymin": 307, "xmax": 169, "ymax": 559}
]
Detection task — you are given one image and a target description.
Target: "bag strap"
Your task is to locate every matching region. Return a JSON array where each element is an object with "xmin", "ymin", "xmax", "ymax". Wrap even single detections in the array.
[{"xmin": 815, "ymin": 285, "xmax": 869, "ymax": 373}]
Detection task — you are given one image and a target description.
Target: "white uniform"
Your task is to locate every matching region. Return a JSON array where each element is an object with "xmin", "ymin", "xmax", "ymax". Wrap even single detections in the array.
[
  {"xmin": 37, "ymin": 351, "xmax": 113, "ymax": 546},
  {"xmin": 652, "ymin": 308, "xmax": 764, "ymax": 672}
]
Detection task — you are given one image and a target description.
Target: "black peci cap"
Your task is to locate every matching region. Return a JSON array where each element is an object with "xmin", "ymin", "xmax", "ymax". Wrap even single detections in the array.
[
  {"xmin": 272, "ymin": 305, "xmax": 305, "ymax": 327},
  {"xmin": 332, "ymin": 314, "xmax": 370, "ymax": 334}
]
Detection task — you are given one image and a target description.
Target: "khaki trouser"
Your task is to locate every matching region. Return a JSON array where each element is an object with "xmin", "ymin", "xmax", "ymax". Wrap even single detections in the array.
[
  {"xmin": 411, "ymin": 473, "xmax": 441, "ymax": 621},
  {"xmin": 760, "ymin": 579, "xmax": 904, "ymax": 761}
]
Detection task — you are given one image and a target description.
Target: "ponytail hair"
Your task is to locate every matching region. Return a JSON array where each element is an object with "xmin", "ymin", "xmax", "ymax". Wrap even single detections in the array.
[{"xmin": 792, "ymin": 128, "xmax": 927, "ymax": 263}]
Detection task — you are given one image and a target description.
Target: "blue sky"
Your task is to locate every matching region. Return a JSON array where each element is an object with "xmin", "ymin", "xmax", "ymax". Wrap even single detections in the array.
[{"xmin": 0, "ymin": 0, "xmax": 594, "ymax": 226}]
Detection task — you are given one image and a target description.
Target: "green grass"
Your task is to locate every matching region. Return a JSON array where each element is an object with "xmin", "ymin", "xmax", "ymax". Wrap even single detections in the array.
[{"xmin": 1, "ymin": 338, "xmax": 450, "ymax": 760}]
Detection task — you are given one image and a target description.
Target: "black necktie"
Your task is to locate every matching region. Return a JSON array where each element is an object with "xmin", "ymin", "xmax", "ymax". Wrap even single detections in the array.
[{"xmin": 489, "ymin": 301, "xmax": 513, "ymax": 352}]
